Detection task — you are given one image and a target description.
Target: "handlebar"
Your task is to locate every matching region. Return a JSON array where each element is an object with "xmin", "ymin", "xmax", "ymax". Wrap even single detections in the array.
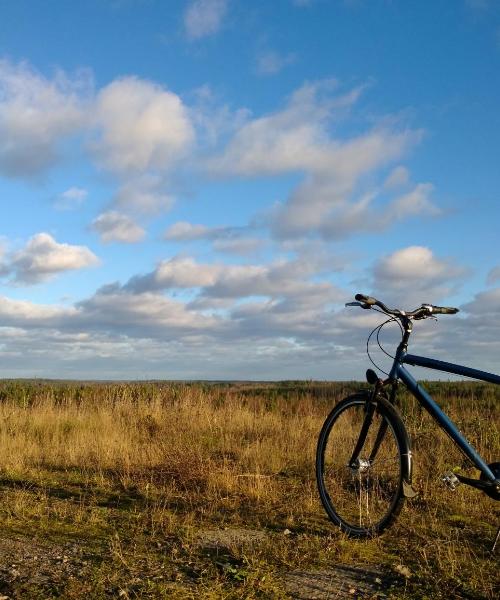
[
  {"xmin": 350, "ymin": 294, "xmax": 459, "ymax": 320},
  {"xmin": 427, "ymin": 305, "xmax": 459, "ymax": 315}
]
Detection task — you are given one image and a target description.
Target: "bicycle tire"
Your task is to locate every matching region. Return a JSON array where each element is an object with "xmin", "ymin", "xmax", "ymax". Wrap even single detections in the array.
[{"xmin": 316, "ymin": 391, "xmax": 411, "ymax": 537}]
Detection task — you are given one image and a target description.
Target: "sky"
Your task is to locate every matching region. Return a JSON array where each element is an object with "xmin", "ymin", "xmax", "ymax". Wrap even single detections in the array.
[{"xmin": 0, "ymin": 0, "xmax": 499, "ymax": 380}]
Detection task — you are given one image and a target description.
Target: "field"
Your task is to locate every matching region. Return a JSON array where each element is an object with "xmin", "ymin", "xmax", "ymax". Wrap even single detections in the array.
[{"xmin": 0, "ymin": 379, "xmax": 498, "ymax": 599}]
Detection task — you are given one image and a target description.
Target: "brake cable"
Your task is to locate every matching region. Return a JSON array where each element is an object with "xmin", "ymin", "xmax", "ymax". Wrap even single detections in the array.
[
  {"xmin": 365, "ymin": 308, "xmax": 404, "ymax": 376},
  {"xmin": 376, "ymin": 315, "xmax": 403, "ymax": 359}
]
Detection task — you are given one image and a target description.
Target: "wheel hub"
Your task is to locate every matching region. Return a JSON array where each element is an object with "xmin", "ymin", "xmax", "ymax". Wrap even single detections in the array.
[{"xmin": 350, "ymin": 458, "xmax": 371, "ymax": 474}]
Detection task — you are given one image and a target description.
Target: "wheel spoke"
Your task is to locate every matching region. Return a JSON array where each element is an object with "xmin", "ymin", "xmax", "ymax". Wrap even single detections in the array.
[{"xmin": 317, "ymin": 395, "xmax": 406, "ymax": 536}]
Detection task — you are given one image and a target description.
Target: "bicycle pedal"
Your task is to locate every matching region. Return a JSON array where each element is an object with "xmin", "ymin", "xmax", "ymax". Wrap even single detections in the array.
[{"xmin": 442, "ymin": 471, "xmax": 461, "ymax": 491}]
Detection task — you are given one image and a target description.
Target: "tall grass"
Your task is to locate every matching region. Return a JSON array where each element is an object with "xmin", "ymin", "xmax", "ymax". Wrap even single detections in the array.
[{"xmin": 0, "ymin": 379, "xmax": 498, "ymax": 598}]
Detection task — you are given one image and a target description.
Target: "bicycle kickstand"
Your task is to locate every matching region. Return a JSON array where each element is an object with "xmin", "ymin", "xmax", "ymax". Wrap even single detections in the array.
[{"xmin": 491, "ymin": 525, "xmax": 500, "ymax": 553}]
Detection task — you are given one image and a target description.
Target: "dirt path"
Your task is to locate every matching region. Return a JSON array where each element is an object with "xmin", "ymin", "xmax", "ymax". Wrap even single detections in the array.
[
  {"xmin": 196, "ymin": 528, "xmax": 398, "ymax": 599},
  {"xmin": 0, "ymin": 529, "xmax": 399, "ymax": 598},
  {"xmin": 0, "ymin": 534, "xmax": 94, "ymax": 598},
  {"xmin": 284, "ymin": 564, "xmax": 393, "ymax": 599}
]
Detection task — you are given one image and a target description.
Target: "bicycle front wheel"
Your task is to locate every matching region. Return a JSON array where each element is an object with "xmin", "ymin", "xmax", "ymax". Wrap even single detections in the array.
[{"xmin": 316, "ymin": 392, "xmax": 409, "ymax": 537}]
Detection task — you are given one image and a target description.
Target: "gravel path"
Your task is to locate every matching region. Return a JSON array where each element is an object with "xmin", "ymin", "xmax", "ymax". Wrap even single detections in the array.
[
  {"xmin": 196, "ymin": 528, "xmax": 398, "ymax": 599},
  {"xmin": 0, "ymin": 529, "xmax": 399, "ymax": 599},
  {"xmin": 0, "ymin": 534, "xmax": 94, "ymax": 597},
  {"xmin": 284, "ymin": 564, "xmax": 394, "ymax": 599}
]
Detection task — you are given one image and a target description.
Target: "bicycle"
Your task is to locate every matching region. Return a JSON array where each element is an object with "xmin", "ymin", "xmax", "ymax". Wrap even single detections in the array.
[{"xmin": 316, "ymin": 293, "xmax": 500, "ymax": 548}]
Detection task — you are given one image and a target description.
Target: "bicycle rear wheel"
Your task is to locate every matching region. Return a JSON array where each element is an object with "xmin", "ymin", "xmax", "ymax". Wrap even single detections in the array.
[{"xmin": 316, "ymin": 392, "xmax": 410, "ymax": 537}]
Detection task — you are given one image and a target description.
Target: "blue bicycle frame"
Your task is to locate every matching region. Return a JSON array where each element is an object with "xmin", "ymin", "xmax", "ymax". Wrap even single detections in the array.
[{"xmin": 389, "ymin": 349, "xmax": 500, "ymax": 484}]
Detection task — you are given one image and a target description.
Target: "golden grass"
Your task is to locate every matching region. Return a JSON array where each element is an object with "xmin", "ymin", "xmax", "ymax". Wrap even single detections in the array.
[{"xmin": 0, "ymin": 379, "xmax": 498, "ymax": 598}]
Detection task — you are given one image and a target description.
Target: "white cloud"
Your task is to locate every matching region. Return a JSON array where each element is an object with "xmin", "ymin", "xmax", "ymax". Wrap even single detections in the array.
[
  {"xmin": 0, "ymin": 61, "xmax": 194, "ymax": 187},
  {"xmin": 421, "ymin": 287, "xmax": 500, "ymax": 375},
  {"xmin": 2, "ymin": 281, "xmax": 500, "ymax": 380},
  {"xmin": 486, "ymin": 266, "xmax": 500, "ymax": 285},
  {"xmin": 0, "ymin": 295, "xmax": 77, "ymax": 325},
  {"xmin": 0, "ymin": 253, "xmax": 496, "ymax": 380},
  {"xmin": 184, "ymin": 0, "xmax": 228, "ymax": 40},
  {"xmin": 212, "ymin": 237, "xmax": 265, "ymax": 256},
  {"xmin": 112, "ymin": 175, "xmax": 175, "ymax": 214},
  {"xmin": 375, "ymin": 246, "xmax": 453, "ymax": 281},
  {"xmin": 255, "ymin": 50, "xmax": 296, "ymax": 76},
  {"xmin": 164, "ymin": 221, "xmax": 263, "ymax": 255},
  {"xmin": 386, "ymin": 183, "xmax": 440, "ymax": 220},
  {"xmin": 91, "ymin": 211, "xmax": 146, "ymax": 244},
  {"xmin": 208, "ymin": 80, "xmax": 365, "ymax": 177},
  {"xmin": 305, "ymin": 181, "xmax": 439, "ymax": 240},
  {"xmin": 462, "ymin": 287, "xmax": 500, "ymax": 315},
  {"xmin": 273, "ymin": 177, "xmax": 437, "ymax": 240},
  {"xmin": 53, "ymin": 187, "xmax": 88, "ymax": 210},
  {"xmin": 77, "ymin": 288, "xmax": 220, "ymax": 334},
  {"xmin": 0, "ymin": 59, "xmax": 91, "ymax": 178},
  {"xmin": 372, "ymin": 246, "xmax": 467, "ymax": 305},
  {"xmin": 384, "ymin": 165, "xmax": 410, "ymax": 189},
  {"xmin": 125, "ymin": 254, "xmax": 341, "ymax": 303},
  {"xmin": 206, "ymin": 80, "xmax": 434, "ymax": 241},
  {"xmin": 0, "ymin": 245, "xmax": 346, "ymax": 375},
  {"xmin": 5, "ymin": 233, "xmax": 100, "ymax": 284},
  {"xmin": 189, "ymin": 84, "xmax": 251, "ymax": 148},
  {"xmin": 92, "ymin": 76, "xmax": 194, "ymax": 173},
  {"xmin": 0, "ymin": 288, "xmax": 340, "ymax": 380},
  {"xmin": 0, "ymin": 239, "xmax": 10, "ymax": 277},
  {"xmin": 126, "ymin": 256, "xmax": 221, "ymax": 291},
  {"xmin": 164, "ymin": 221, "xmax": 212, "ymax": 241},
  {"xmin": 0, "ymin": 289, "xmax": 219, "ymax": 346}
]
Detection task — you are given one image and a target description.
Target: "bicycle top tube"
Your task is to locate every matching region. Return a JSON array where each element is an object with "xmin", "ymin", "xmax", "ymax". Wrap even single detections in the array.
[{"xmin": 402, "ymin": 353, "xmax": 500, "ymax": 385}]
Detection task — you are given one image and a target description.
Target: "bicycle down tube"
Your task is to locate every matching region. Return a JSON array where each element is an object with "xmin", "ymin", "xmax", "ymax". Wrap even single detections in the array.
[{"xmin": 393, "ymin": 352, "xmax": 499, "ymax": 483}]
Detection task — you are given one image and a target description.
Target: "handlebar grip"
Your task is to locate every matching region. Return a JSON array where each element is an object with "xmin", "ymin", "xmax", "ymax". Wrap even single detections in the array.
[
  {"xmin": 355, "ymin": 294, "xmax": 377, "ymax": 305},
  {"xmin": 432, "ymin": 305, "xmax": 459, "ymax": 315}
]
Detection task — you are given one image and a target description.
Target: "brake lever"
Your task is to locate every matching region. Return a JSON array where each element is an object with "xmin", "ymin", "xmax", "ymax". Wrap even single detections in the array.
[
  {"xmin": 413, "ymin": 312, "xmax": 437, "ymax": 322},
  {"xmin": 345, "ymin": 301, "xmax": 369, "ymax": 309}
]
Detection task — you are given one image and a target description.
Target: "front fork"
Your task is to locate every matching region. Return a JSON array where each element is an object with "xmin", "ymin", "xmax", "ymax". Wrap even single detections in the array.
[
  {"xmin": 348, "ymin": 399, "xmax": 378, "ymax": 470},
  {"xmin": 348, "ymin": 372, "xmax": 386, "ymax": 469},
  {"xmin": 349, "ymin": 372, "xmax": 416, "ymax": 497}
]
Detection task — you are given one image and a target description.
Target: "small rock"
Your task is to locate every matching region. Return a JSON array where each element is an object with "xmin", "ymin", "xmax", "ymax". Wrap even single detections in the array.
[{"xmin": 283, "ymin": 528, "xmax": 292, "ymax": 535}]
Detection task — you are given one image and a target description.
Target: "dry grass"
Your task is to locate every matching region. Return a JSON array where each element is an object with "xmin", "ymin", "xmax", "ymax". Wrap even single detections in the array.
[{"xmin": 0, "ymin": 379, "xmax": 498, "ymax": 598}]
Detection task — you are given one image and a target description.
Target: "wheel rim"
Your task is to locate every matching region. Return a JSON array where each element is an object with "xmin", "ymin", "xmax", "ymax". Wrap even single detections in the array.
[{"xmin": 320, "ymin": 400, "xmax": 403, "ymax": 533}]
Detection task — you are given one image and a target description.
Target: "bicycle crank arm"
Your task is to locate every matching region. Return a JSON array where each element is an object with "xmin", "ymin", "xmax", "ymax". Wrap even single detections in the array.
[{"xmin": 456, "ymin": 473, "xmax": 500, "ymax": 499}]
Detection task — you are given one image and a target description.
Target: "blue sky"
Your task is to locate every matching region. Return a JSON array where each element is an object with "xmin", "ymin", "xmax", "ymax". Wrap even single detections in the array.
[{"xmin": 0, "ymin": 0, "xmax": 499, "ymax": 379}]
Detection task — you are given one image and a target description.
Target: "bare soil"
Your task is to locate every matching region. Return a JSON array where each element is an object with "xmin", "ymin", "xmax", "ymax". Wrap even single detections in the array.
[
  {"xmin": 196, "ymin": 527, "xmax": 400, "ymax": 599},
  {"xmin": 0, "ymin": 534, "xmax": 94, "ymax": 598}
]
